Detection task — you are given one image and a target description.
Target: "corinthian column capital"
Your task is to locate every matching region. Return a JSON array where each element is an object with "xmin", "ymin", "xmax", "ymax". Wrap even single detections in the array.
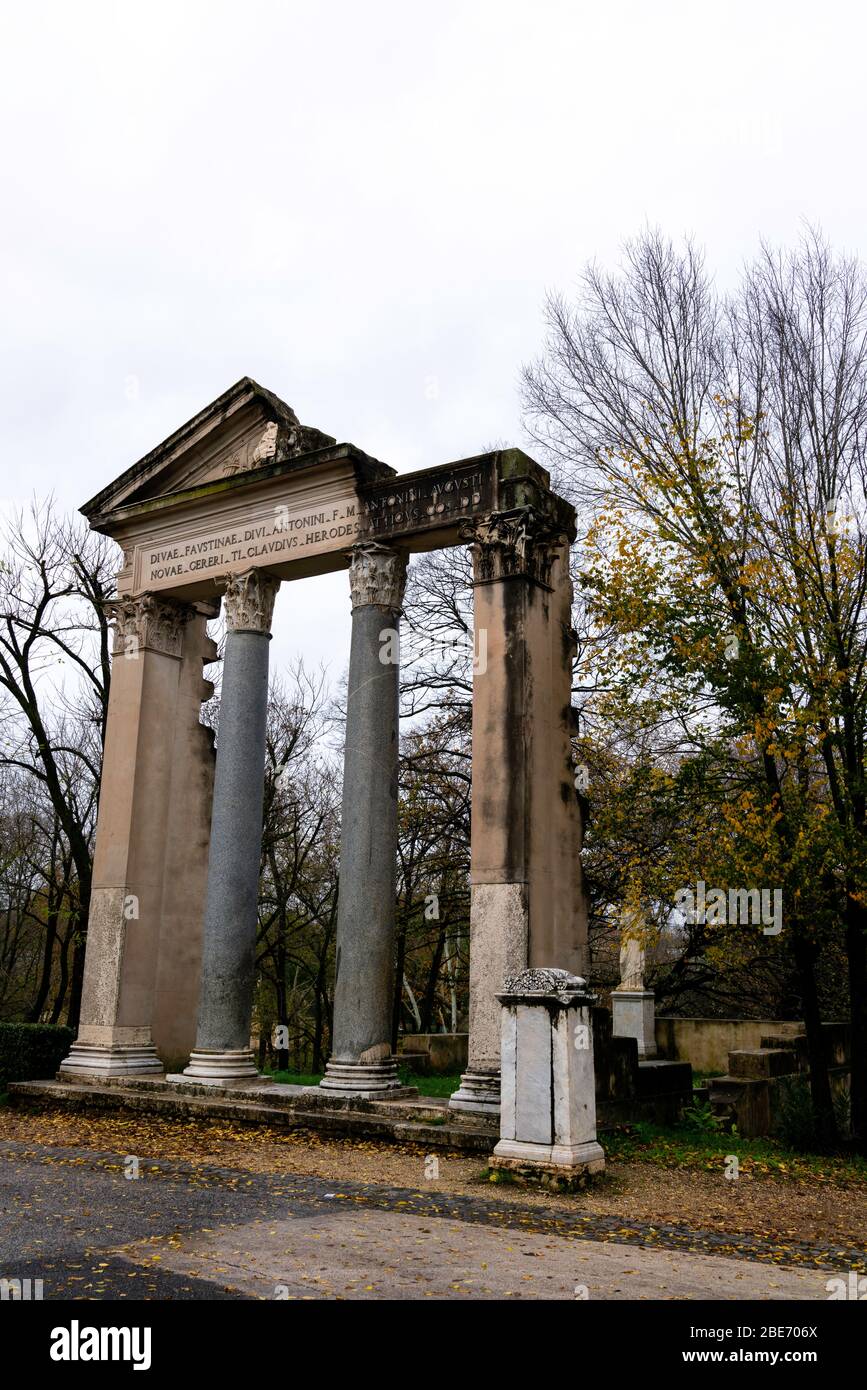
[
  {"xmin": 460, "ymin": 506, "xmax": 568, "ymax": 586},
  {"xmin": 107, "ymin": 593, "xmax": 195, "ymax": 658},
  {"xmin": 223, "ymin": 570, "xmax": 280, "ymax": 634},
  {"xmin": 347, "ymin": 542, "xmax": 407, "ymax": 612}
]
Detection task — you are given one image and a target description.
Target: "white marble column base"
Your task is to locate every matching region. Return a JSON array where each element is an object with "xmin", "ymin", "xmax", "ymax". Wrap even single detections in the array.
[
  {"xmin": 492, "ymin": 1138, "xmax": 605, "ymax": 1172},
  {"xmin": 448, "ymin": 1068, "xmax": 501, "ymax": 1115},
  {"xmin": 175, "ymin": 1049, "xmax": 262, "ymax": 1085},
  {"xmin": 313, "ymin": 1058, "xmax": 415, "ymax": 1098},
  {"xmin": 59, "ymin": 1042, "xmax": 164, "ymax": 1079}
]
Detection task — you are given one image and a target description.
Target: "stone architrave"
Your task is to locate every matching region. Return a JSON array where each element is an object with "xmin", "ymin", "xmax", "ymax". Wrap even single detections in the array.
[
  {"xmin": 179, "ymin": 569, "xmax": 280, "ymax": 1084},
  {"xmin": 316, "ymin": 542, "xmax": 413, "ymax": 1097},
  {"xmin": 61, "ymin": 594, "xmax": 197, "ymax": 1077},
  {"xmin": 492, "ymin": 968, "xmax": 605, "ymax": 1176},
  {"xmin": 449, "ymin": 509, "xmax": 588, "ymax": 1115}
]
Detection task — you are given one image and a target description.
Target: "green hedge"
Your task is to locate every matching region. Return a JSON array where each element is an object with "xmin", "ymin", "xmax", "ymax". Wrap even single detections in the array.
[{"xmin": 0, "ymin": 1023, "xmax": 75, "ymax": 1090}]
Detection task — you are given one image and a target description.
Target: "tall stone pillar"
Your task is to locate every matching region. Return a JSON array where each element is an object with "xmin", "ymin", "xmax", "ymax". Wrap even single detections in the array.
[
  {"xmin": 450, "ymin": 510, "xmax": 587, "ymax": 1115},
  {"xmin": 61, "ymin": 594, "xmax": 195, "ymax": 1077},
  {"xmin": 180, "ymin": 569, "xmax": 280, "ymax": 1085},
  {"xmin": 317, "ymin": 541, "xmax": 409, "ymax": 1097},
  {"xmin": 151, "ymin": 609, "xmax": 219, "ymax": 1072}
]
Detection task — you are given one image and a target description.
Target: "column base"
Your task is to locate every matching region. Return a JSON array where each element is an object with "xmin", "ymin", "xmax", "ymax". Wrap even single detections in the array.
[
  {"xmin": 59, "ymin": 1042, "xmax": 164, "ymax": 1079},
  {"xmin": 492, "ymin": 1138, "xmax": 605, "ymax": 1173},
  {"xmin": 313, "ymin": 1058, "xmax": 416, "ymax": 1099},
  {"xmin": 176, "ymin": 1049, "xmax": 262, "ymax": 1086},
  {"xmin": 448, "ymin": 1068, "xmax": 501, "ymax": 1115}
]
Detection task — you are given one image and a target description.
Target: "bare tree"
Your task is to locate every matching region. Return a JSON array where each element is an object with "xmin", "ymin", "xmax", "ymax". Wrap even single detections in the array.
[
  {"xmin": 0, "ymin": 501, "xmax": 117, "ymax": 1027},
  {"xmin": 255, "ymin": 665, "xmax": 341, "ymax": 1072},
  {"xmin": 524, "ymin": 228, "xmax": 867, "ymax": 1147}
]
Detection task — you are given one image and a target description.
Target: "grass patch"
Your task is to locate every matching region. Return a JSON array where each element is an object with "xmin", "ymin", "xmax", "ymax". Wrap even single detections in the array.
[
  {"xmin": 690, "ymin": 1070, "xmax": 723, "ymax": 1088},
  {"xmin": 268, "ymin": 1071, "xmax": 322, "ymax": 1088},
  {"xmin": 266, "ymin": 1069, "xmax": 460, "ymax": 1099},
  {"xmin": 603, "ymin": 1119, "xmax": 867, "ymax": 1184},
  {"xmin": 397, "ymin": 1070, "xmax": 460, "ymax": 1098}
]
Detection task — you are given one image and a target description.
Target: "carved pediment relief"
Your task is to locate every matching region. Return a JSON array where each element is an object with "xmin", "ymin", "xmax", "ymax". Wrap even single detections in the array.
[{"xmin": 82, "ymin": 378, "xmax": 337, "ymax": 525}]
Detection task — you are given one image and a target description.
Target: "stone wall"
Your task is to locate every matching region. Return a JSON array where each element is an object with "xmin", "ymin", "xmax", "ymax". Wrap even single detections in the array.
[
  {"xmin": 655, "ymin": 1017, "xmax": 805, "ymax": 1073},
  {"xmin": 398, "ymin": 1033, "xmax": 468, "ymax": 1075}
]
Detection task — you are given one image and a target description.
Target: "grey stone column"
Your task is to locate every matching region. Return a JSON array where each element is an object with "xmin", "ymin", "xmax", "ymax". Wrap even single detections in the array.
[
  {"xmin": 317, "ymin": 542, "xmax": 410, "ymax": 1097},
  {"xmin": 180, "ymin": 569, "xmax": 280, "ymax": 1085}
]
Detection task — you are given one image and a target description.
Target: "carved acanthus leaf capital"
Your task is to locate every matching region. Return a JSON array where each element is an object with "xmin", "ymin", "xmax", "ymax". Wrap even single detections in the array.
[
  {"xmin": 347, "ymin": 542, "xmax": 407, "ymax": 611},
  {"xmin": 497, "ymin": 967, "xmax": 595, "ymax": 1007},
  {"xmin": 223, "ymin": 570, "xmax": 280, "ymax": 633},
  {"xmin": 107, "ymin": 594, "xmax": 194, "ymax": 658},
  {"xmin": 460, "ymin": 507, "xmax": 568, "ymax": 585}
]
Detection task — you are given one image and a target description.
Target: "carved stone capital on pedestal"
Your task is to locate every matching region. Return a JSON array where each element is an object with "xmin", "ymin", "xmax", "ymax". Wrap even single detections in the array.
[
  {"xmin": 347, "ymin": 542, "xmax": 407, "ymax": 611},
  {"xmin": 223, "ymin": 570, "xmax": 280, "ymax": 634},
  {"xmin": 107, "ymin": 593, "xmax": 195, "ymax": 658},
  {"xmin": 461, "ymin": 507, "xmax": 568, "ymax": 586}
]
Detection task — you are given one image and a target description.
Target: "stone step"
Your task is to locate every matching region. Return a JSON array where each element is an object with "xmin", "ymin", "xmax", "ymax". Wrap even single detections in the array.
[
  {"xmin": 708, "ymin": 1074, "xmax": 764, "ymax": 1094},
  {"xmin": 56, "ymin": 1072, "xmax": 456, "ymax": 1126},
  {"xmin": 707, "ymin": 1074, "xmax": 771, "ymax": 1137},
  {"xmin": 707, "ymin": 1076, "xmax": 745, "ymax": 1102},
  {"xmin": 760, "ymin": 1033, "xmax": 806, "ymax": 1053},
  {"xmin": 8, "ymin": 1079, "xmax": 497, "ymax": 1154},
  {"xmin": 728, "ymin": 1048, "xmax": 799, "ymax": 1079},
  {"xmin": 759, "ymin": 1035, "xmax": 809, "ymax": 1072},
  {"xmin": 707, "ymin": 1074, "xmax": 762, "ymax": 1112}
]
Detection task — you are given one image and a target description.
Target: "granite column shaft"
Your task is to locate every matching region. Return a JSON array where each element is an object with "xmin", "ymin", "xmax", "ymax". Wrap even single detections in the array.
[
  {"xmin": 182, "ymin": 569, "xmax": 279, "ymax": 1084},
  {"xmin": 319, "ymin": 542, "xmax": 408, "ymax": 1096}
]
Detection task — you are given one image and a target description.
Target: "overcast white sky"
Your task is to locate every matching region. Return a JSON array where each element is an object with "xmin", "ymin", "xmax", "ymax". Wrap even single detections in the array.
[{"xmin": 1, "ymin": 0, "xmax": 864, "ymax": 682}]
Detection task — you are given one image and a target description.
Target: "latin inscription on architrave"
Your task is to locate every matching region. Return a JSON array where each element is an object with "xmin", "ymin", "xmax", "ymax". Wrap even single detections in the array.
[
  {"xmin": 137, "ymin": 499, "xmax": 360, "ymax": 591},
  {"xmin": 361, "ymin": 459, "xmax": 495, "ymax": 540}
]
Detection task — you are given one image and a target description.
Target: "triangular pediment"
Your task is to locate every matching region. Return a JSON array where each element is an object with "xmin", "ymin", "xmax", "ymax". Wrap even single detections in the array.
[{"xmin": 82, "ymin": 378, "xmax": 338, "ymax": 524}]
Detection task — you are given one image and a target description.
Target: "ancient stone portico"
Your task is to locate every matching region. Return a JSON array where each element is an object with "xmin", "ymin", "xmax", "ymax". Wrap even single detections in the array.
[{"xmin": 60, "ymin": 377, "xmax": 589, "ymax": 1113}]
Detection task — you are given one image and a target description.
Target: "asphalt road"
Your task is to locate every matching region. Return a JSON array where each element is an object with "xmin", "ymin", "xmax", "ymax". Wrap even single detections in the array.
[{"xmin": 0, "ymin": 1140, "xmax": 846, "ymax": 1301}]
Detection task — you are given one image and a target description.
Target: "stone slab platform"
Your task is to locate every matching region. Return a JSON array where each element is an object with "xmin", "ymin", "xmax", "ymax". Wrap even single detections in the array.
[
  {"xmin": 8, "ymin": 1070, "xmax": 696, "ymax": 1149},
  {"xmin": 7, "ymin": 1078, "xmax": 498, "ymax": 1154}
]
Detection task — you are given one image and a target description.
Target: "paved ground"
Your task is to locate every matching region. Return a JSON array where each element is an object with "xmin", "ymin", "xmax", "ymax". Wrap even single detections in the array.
[{"xmin": 0, "ymin": 1139, "xmax": 843, "ymax": 1300}]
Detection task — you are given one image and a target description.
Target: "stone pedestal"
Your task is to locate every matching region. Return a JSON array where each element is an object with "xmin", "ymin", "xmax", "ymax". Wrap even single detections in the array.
[
  {"xmin": 61, "ymin": 595, "xmax": 196, "ymax": 1079},
  {"xmin": 451, "ymin": 510, "xmax": 589, "ymax": 1115},
  {"xmin": 492, "ymin": 968, "xmax": 604, "ymax": 1179},
  {"xmin": 175, "ymin": 570, "xmax": 279, "ymax": 1086},
  {"xmin": 612, "ymin": 989, "xmax": 657, "ymax": 1059},
  {"xmin": 317, "ymin": 543, "xmax": 413, "ymax": 1099}
]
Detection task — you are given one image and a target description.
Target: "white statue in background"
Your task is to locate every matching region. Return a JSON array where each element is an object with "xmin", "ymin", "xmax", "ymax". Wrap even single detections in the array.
[
  {"xmin": 613, "ymin": 903, "xmax": 655, "ymax": 1056},
  {"xmin": 618, "ymin": 901, "xmax": 647, "ymax": 992}
]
